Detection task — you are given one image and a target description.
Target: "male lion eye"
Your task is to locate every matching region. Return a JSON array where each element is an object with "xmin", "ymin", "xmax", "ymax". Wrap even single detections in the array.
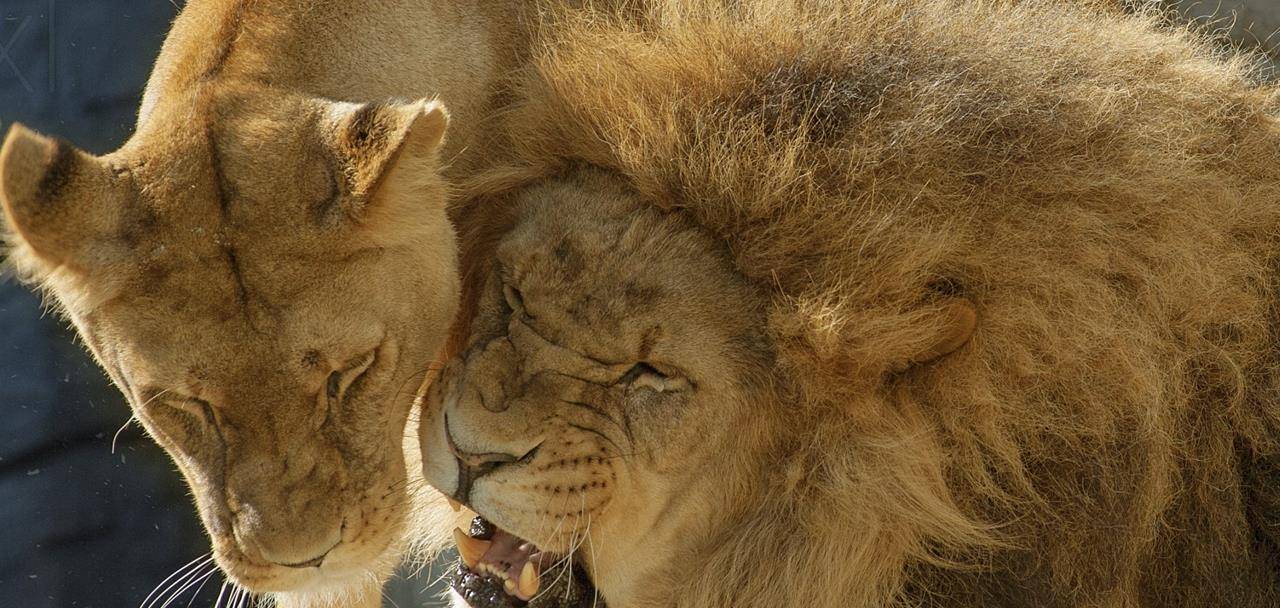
[
  {"xmin": 503, "ymin": 284, "xmax": 527, "ymax": 314},
  {"xmin": 620, "ymin": 362, "xmax": 689, "ymax": 394},
  {"xmin": 620, "ymin": 362, "xmax": 665, "ymax": 384}
]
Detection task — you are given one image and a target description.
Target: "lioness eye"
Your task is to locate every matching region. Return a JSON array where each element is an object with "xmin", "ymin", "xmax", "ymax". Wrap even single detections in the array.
[
  {"xmin": 326, "ymin": 371, "xmax": 342, "ymax": 400},
  {"xmin": 145, "ymin": 394, "xmax": 219, "ymax": 446},
  {"xmin": 327, "ymin": 350, "xmax": 377, "ymax": 406}
]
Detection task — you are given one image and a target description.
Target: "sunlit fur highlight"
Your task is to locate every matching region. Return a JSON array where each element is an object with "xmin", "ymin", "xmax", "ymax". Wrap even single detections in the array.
[{"xmin": 449, "ymin": 1, "xmax": 1280, "ymax": 606}]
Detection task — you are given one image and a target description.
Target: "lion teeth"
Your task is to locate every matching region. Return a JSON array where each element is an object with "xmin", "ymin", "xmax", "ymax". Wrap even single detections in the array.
[
  {"xmin": 518, "ymin": 561, "xmax": 539, "ymax": 599},
  {"xmin": 447, "ymin": 497, "xmax": 463, "ymax": 512},
  {"xmin": 453, "ymin": 527, "xmax": 491, "ymax": 569}
]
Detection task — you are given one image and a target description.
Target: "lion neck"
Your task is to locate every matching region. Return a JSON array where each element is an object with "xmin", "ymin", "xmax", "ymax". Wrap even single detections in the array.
[
  {"xmin": 586, "ymin": 479, "xmax": 717, "ymax": 607},
  {"xmin": 585, "ymin": 404, "xmax": 961, "ymax": 608},
  {"xmin": 582, "ymin": 409, "xmax": 785, "ymax": 608}
]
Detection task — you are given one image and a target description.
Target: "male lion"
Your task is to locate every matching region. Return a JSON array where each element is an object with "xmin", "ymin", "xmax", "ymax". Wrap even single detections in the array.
[
  {"xmin": 0, "ymin": 1, "xmax": 528, "ymax": 605},
  {"xmin": 421, "ymin": 1, "xmax": 1280, "ymax": 607}
]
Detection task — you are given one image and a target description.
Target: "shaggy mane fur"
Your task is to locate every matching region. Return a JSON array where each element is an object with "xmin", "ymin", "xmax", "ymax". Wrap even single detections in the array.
[{"xmin": 454, "ymin": 1, "xmax": 1280, "ymax": 605}]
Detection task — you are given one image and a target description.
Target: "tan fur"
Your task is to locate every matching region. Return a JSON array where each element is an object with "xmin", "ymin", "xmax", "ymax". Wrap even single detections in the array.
[
  {"xmin": 0, "ymin": 1, "xmax": 530, "ymax": 604},
  {"xmin": 423, "ymin": 2, "xmax": 1280, "ymax": 607}
]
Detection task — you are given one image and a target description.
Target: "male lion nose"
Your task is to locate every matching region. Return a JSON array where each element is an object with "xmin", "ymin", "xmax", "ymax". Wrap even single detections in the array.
[{"xmin": 444, "ymin": 413, "xmax": 541, "ymax": 504}]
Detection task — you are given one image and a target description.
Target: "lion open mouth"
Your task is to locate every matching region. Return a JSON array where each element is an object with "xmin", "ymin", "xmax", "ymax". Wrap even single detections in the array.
[{"xmin": 450, "ymin": 515, "xmax": 599, "ymax": 608}]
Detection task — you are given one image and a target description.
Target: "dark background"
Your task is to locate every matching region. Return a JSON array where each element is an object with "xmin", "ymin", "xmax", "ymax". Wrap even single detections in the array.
[{"xmin": 0, "ymin": 1, "xmax": 1274, "ymax": 607}]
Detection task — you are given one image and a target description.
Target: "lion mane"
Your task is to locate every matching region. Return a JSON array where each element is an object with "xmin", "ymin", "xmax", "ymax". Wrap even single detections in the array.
[{"xmin": 449, "ymin": 1, "xmax": 1280, "ymax": 605}]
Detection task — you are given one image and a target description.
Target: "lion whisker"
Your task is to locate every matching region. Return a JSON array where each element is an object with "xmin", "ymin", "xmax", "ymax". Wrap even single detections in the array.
[
  {"xmin": 585, "ymin": 513, "xmax": 601, "ymax": 608},
  {"xmin": 182, "ymin": 565, "xmax": 219, "ymax": 608},
  {"xmin": 159, "ymin": 560, "xmax": 219, "ymax": 608},
  {"xmin": 534, "ymin": 512, "xmax": 575, "ymax": 603},
  {"xmin": 560, "ymin": 508, "xmax": 585, "ymax": 603},
  {"xmin": 212, "ymin": 580, "xmax": 230, "ymax": 608},
  {"xmin": 139, "ymin": 552, "xmax": 213, "ymax": 608},
  {"xmin": 111, "ymin": 414, "xmax": 140, "ymax": 455},
  {"xmin": 391, "ymin": 360, "xmax": 449, "ymax": 405},
  {"xmin": 234, "ymin": 584, "xmax": 257, "ymax": 608}
]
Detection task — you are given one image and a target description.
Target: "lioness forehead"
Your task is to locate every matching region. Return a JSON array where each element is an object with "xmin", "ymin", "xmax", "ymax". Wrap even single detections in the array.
[
  {"xmin": 97, "ymin": 172, "xmax": 336, "ymax": 322},
  {"xmin": 125, "ymin": 115, "xmax": 335, "ymax": 238},
  {"xmin": 102, "ymin": 128, "xmax": 359, "ymax": 306}
]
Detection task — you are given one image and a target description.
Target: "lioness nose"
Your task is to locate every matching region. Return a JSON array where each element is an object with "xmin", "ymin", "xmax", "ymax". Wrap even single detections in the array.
[{"xmin": 232, "ymin": 503, "xmax": 342, "ymax": 568}]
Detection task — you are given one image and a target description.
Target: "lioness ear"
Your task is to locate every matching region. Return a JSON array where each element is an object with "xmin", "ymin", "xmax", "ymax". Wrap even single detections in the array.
[
  {"xmin": 324, "ymin": 99, "xmax": 450, "ymax": 218},
  {"xmin": 1, "ymin": 123, "xmax": 123, "ymax": 273},
  {"xmin": 896, "ymin": 298, "xmax": 977, "ymax": 370}
]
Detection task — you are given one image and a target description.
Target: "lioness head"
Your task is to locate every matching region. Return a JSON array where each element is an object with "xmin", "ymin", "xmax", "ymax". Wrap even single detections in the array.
[{"xmin": 1, "ymin": 88, "xmax": 458, "ymax": 594}]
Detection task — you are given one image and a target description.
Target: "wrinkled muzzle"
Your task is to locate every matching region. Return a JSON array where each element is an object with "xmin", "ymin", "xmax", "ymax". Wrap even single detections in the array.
[
  {"xmin": 419, "ymin": 339, "xmax": 549, "ymax": 502},
  {"xmin": 421, "ymin": 323, "xmax": 626, "ymax": 542},
  {"xmin": 223, "ymin": 439, "xmax": 348, "ymax": 569},
  {"xmin": 149, "ymin": 390, "xmax": 409, "ymax": 592},
  {"xmin": 420, "ymin": 324, "xmax": 627, "ymax": 605}
]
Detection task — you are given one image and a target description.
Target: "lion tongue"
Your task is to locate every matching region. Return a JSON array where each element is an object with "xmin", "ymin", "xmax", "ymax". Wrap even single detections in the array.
[{"xmin": 456, "ymin": 524, "xmax": 543, "ymax": 601}]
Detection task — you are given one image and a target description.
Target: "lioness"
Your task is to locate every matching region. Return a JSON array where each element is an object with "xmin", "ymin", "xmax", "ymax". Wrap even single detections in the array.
[
  {"xmin": 423, "ymin": 2, "xmax": 1280, "ymax": 607},
  {"xmin": 0, "ymin": 1, "xmax": 527, "ymax": 605}
]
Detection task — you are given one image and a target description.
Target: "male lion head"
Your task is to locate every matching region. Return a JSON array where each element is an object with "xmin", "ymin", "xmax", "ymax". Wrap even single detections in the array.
[
  {"xmin": 420, "ymin": 169, "xmax": 974, "ymax": 608},
  {"xmin": 420, "ymin": 170, "xmax": 771, "ymax": 606},
  {"xmin": 0, "ymin": 88, "xmax": 458, "ymax": 595}
]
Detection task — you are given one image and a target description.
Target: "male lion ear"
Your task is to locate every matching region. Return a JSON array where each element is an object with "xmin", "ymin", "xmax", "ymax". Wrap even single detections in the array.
[
  {"xmin": 323, "ymin": 98, "xmax": 450, "ymax": 220},
  {"xmin": 1, "ymin": 123, "xmax": 123, "ymax": 273},
  {"xmin": 910, "ymin": 299, "xmax": 977, "ymax": 366},
  {"xmin": 916, "ymin": 298, "xmax": 972, "ymax": 363}
]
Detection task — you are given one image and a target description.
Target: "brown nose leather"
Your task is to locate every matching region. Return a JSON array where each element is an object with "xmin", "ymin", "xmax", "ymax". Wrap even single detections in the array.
[{"xmin": 230, "ymin": 499, "xmax": 343, "ymax": 568}]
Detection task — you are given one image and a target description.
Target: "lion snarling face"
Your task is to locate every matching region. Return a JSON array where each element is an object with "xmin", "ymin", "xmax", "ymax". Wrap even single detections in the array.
[
  {"xmin": 420, "ymin": 170, "xmax": 778, "ymax": 607},
  {"xmin": 1, "ymin": 90, "xmax": 458, "ymax": 596}
]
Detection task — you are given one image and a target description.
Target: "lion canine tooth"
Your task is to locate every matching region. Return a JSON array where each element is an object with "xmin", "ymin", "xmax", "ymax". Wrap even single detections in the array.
[
  {"xmin": 518, "ymin": 561, "xmax": 540, "ymax": 599},
  {"xmin": 503, "ymin": 577, "xmax": 518, "ymax": 596},
  {"xmin": 453, "ymin": 527, "xmax": 491, "ymax": 569}
]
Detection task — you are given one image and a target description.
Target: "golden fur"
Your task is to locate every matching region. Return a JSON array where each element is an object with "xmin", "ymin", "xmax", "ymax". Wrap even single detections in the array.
[
  {"xmin": 424, "ymin": 1, "xmax": 1280, "ymax": 606},
  {"xmin": 0, "ymin": 1, "xmax": 531, "ymax": 605}
]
